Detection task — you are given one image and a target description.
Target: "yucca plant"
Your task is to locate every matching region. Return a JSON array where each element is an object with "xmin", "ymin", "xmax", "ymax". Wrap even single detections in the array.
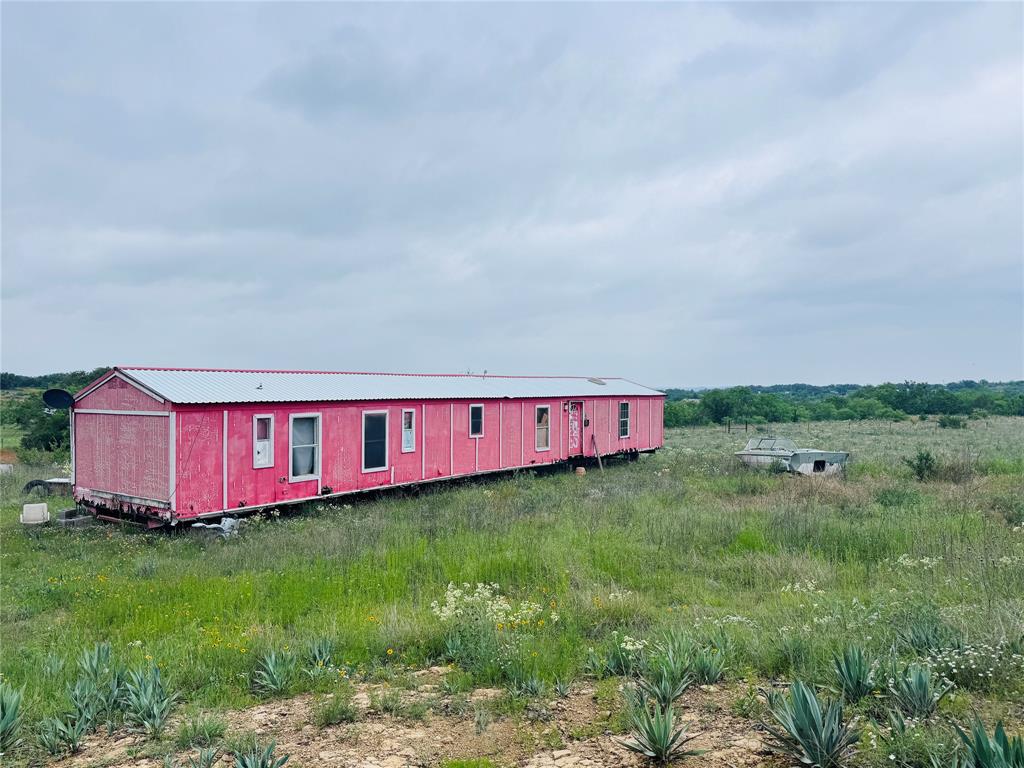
[
  {"xmin": 832, "ymin": 645, "xmax": 874, "ymax": 703},
  {"xmin": 637, "ymin": 665, "xmax": 692, "ymax": 711},
  {"xmin": 122, "ymin": 665, "xmax": 178, "ymax": 738},
  {"xmin": 762, "ymin": 681, "xmax": 859, "ymax": 768},
  {"xmin": 0, "ymin": 680, "xmax": 24, "ymax": 757},
  {"xmin": 251, "ymin": 651, "xmax": 295, "ymax": 696},
  {"xmin": 233, "ymin": 739, "xmax": 289, "ymax": 768},
  {"xmin": 691, "ymin": 646, "xmax": 726, "ymax": 684},
  {"xmin": 889, "ymin": 664, "xmax": 952, "ymax": 719},
  {"xmin": 618, "ymin": 702, "xmax": 704, "ymax": 764},
  {"xmin": 954, "ymin": 716, "xmax": 1024, "ymax": 768}
]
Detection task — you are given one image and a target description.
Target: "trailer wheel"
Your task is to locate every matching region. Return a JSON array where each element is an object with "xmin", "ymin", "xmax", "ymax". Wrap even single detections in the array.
[{"xmin": 23, "ymin": 479, "xmax": 51, "ymax": 497}]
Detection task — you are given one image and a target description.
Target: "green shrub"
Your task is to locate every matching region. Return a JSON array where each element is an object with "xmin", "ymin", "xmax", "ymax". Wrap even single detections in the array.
[
  {"xmin": 175, "ymin": 712, "xmax": 227, "ymax": 749},
  {"xmin": 691, "ymin": 646, "xmax": 726, "ymax": 684},
  {"xmin": 0, "ymin": 680, "xmax": 25, "ymax": 755},
  {"xmin": 442, "ymin": 668, "xmax": 475, "ymax": 696},
  {"xmin": 875, "ymin": 486, "xmax": 922, "ymax": 509},
  {"xmin": 938, "ymin": 415, "xmax": 967, "ymax": 430},
  {"xmin": 875, "ymin": 709, "xmax": 952, "ymax": 768},
  {"xmin": 904, "ymin": 450, "xmax": 938, "ymax": 481},
  {"xmin": 762, "ymin": 681, "xmax": 859, "ymax": 768},
  {"xmin": 369, "ymin": 688, "xmax": 403, "ymax": 715},
  {"xmin": 888, "ymin": 664, "xmax": 952, "ymax": 719},
  {"xmin": 311, "ymin": 684, "xmax": 358, "ymax": 728},
  {"xmin": 954, "ymin": 716, "xmax": 1024, "ymax": 768}
]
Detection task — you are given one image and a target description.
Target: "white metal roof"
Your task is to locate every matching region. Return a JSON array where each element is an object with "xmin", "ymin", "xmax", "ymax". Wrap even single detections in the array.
[{"xmin": 90, "ymin": 367, "xmax": 663, "ymax": 405}]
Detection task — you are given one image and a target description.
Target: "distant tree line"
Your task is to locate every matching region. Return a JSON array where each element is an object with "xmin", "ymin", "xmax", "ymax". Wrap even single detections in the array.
[
  {"xmin": 664, "ymin": 380, "xmax": 1024, "ymax": 427},
  {"xmin": 1, "ymin": 368, "xmax": 108, "ymax": 459},
  {"xmin": 2, "ymin": 369, "xmax": 1022, "ymax": 460}
]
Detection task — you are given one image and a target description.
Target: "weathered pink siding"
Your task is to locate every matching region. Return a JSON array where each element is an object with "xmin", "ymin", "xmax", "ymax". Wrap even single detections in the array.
[
  {"xmin": 73, "ymin": 375, "xmax": 171, "ymax": 505},
  {"xmin": 75, "ymin": 378, "xmax": 664, "ymax": 521}
]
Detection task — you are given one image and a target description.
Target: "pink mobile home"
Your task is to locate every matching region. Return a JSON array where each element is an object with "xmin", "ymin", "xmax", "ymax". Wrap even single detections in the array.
[{"xmin": 72, "ymin": 367, "xmax": 665, "ymax": 525}]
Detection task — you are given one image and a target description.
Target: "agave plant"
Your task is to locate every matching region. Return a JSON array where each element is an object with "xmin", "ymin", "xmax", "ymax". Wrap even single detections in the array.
[
  {"xmin": 889, "ymin": 664, "xmax": 952, "ymax": 719},
  {"xmin": 122, "ymin": 665, "xmax": 178, "ymax": 738},
  {"xmin": 38, "ymin": 715, "xmax": 88, "ymax": 755},
  {"xmin": 37, "ymin": 717, "xmax": 65, "ymax": 756},
  {"xmin": 251, "ymin": 651, "xmax": 295, "ymax": 696},
  {"xmin": 0, "ymin": 680, "xmax": 25, "ymax": 755},
  {"xmin": 165, "ymin": 748, "xmax": 220, "ymax": 768},
  {"xmin": 68, "ymin": 677, "xmax": 100, "ymax": 732},
  {"xmin": 618, "ymin": 702, "xmax": 704, "ymax": 764},
  {"xmin": 78, "ymin": 642, "xmax": 113, "ymax": 684},
  {"xmin": 832, "ymin": 645, "xmax": 875, "ymax": 703},
  {"xmin": 553, "ymin": 678, "xmax": 572, "ymax": 698},
  {"xmin": 954, "ymin": 716, "xmax": 1024, "ymax": 768},
  {"xmin": 637, "ymin": 665, "xmax": 692, "ymax": 711},
  {"xmin": 234, "ymin": 740, "xmax": 290, "ymax": 768},
  {"xmin": 762, "ymin": 681, "xmax": 859, "ymax": 768},
  {"xmin": 302, "ymin": 638, "xmax": 334, "ymax": 680}
]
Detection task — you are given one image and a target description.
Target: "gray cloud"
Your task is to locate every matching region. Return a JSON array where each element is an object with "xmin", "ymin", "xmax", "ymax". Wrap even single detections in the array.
[{"xmin": 2, "ymin": 2, "xmax": 1021, "ymax": 386}]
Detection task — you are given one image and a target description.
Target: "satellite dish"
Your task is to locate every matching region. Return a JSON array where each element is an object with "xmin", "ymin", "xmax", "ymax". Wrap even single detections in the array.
[{"xmin": 43, "ymin": 389, "xmax": 74, "ymax": 409}]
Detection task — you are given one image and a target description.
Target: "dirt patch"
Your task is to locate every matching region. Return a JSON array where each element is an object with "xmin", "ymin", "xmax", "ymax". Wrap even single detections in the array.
[{"xmin": 55, "ymin": 677, "xmax": 782, "ymax": 768}]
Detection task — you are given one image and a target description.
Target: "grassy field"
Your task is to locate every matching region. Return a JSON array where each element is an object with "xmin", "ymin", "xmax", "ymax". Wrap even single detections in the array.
[{"xmin": 1, "ymin": 417, "xmax": 1022, "ymax": 765}]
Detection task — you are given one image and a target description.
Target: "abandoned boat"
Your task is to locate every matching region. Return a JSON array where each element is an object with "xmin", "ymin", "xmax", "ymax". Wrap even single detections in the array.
[{"xmin": 734, "ymin": 436, "xmax": 849, "ymax": 475}]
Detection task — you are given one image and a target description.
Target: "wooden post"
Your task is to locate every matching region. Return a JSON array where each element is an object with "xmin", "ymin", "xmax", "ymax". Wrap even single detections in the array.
[{"xmin": 591, "ymin": 434, "xmax": 604, "ymax": 471}]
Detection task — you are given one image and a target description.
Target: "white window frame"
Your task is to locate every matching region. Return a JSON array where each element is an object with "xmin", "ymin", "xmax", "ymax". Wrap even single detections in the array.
[
  {"xmin": 401, "ymin": 408, "xmax": 416, "ymax": 453},
  {"xmin": 252, "ymin": 413, "xmax": 275, "ymax": 469},
  {"xmin": 288, "ymin": 412, "xmax": 321, "ymax": 482},
  {"xmin": 469, "ymin": 403, "xmax": 485, "ymax": 438},
  {"xmin": 535, "ymin": 405, "xmax": 551, "ymax": 452},
  {"xmin": 362, "ymin": 409, "xmax": 389, "ymax": 473},
  {"xmin": 619, "ymin": 401, "xmax": 631, "ymax": 439}
]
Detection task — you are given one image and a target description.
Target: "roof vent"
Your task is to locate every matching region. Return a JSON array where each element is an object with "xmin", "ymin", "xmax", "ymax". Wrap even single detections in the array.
[{"xmin": 588, "ymin": 377, "xmax": 607, "ymax": 385}]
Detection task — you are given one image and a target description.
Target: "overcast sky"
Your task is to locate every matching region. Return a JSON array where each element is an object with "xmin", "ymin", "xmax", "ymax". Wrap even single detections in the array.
[{"xmin": 2, "ymin": 3, "xmax": 1021, "ymax": 387}]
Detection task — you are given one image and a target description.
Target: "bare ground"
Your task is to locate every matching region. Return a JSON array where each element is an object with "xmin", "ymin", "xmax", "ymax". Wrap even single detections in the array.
[{"xmin": 55, "ymin": 672, "xmax": 781, "ymax": 768}]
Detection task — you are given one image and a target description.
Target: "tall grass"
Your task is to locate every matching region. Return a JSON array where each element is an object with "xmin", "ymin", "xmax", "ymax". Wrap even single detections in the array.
[{"xmin": 0, "ymin": 418, "xmax": 1021, "ymax": 735}]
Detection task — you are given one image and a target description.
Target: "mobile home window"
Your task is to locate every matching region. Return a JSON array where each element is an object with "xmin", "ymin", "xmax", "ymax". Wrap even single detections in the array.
[
  {"xmin": 469, "ymin": 404, "xmax": 484, "ymax": 437},
  {"xmin": 289, "ymin": 414, "xmax": 320, "ymax": 481},
  {"xmin": 401, "ymin": 409, "xmax": 415, "ymax": 453},
  {"xmin": 535, "ymin": 405, "xmax": 550, "ymax": 451},
  {"xmin": 253, "ymin": 414, "xmax": 274, "ymax": 468},
  {"xmin": 362, "ymin": 411, "xmax": 388, "ymax": 472},
  {"xmin": 618, "ymin": 402, "xmax": 630, "ymax": 439}
]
